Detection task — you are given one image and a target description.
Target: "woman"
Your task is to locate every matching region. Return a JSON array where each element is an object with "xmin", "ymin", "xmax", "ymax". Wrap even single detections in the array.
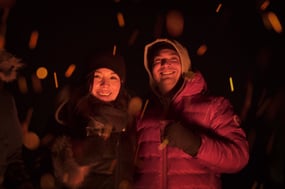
[{"xmin": 51, "ymin": 51, "xmax": 138, "ymax": 189}]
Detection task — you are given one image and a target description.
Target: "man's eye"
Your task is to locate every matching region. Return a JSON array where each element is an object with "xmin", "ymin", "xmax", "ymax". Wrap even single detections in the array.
[
  {"xmin": 153, "ymin": 59, "xmax": 161, "ymax": 66},
  {"xmin": 170, "ymin": 57, "xmax": 179, "ymax": 62}
]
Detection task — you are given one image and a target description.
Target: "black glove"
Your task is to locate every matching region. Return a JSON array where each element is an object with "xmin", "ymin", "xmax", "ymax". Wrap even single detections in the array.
[{"xmin": 162, "ymin": 121, "xmax": 201, "ymax": 156}]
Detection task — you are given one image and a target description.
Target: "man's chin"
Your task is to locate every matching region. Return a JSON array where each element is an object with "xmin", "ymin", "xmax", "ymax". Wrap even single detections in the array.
[{"xmin": 160, "ymin": 77, "xmax": 177, "ymax": 84}]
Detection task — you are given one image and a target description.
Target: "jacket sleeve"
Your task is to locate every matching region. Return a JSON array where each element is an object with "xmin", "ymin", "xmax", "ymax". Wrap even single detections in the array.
[
  {"xmin": 51, "ymin": 136, "xmax": 81, "ymax": 185},
  {"xmin": 195, "ymin": 97, "xmax": 249, "ymax": 173}
]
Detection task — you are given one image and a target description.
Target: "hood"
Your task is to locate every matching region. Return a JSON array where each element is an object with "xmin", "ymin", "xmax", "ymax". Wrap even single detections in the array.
[{"xmin": 144, "ymin": 38, "xmax": 192, "ymax": 92}]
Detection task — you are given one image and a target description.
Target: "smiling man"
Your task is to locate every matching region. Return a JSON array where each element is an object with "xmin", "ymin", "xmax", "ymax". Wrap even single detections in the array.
[
  {"xmin": 151, "ymin": 48, "xmax": 182, "ymax": 95},
  {"xmin": 134, "ymin": 38, "xmax": 249, "ymax": 189}
]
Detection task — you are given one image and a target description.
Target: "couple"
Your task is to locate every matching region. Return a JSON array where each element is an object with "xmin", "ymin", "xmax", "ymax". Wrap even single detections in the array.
[{"xmin": 52, "ymin": 38, "xmax": 249, "ymax": 189}]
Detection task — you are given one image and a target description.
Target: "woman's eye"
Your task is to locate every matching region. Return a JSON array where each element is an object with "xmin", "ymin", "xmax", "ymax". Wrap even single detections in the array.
[
  {"xmin": 110, "ymin": 76, "xmax": 119, "ymax": 80},
  {"xmin": 94, "ymin": 75, "xmax": 100, "ymax": 78},
  {"xmin": 94, "ymin": 75, "xmax": 103, "ymax": 81}
]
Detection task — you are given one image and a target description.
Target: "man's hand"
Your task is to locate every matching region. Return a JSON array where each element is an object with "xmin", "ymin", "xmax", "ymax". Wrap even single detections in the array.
[{"xmin": 162, "ymin": 121, "xmax": 201, "ymax": 156}]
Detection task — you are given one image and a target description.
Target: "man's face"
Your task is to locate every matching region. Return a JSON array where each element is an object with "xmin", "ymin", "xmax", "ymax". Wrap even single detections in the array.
[
  {"xmin": 90, "ymin": 68, "xmax": 121, "ymax": 102},
  {"xmin": 151, "ymin": 48, "xmax": 181, "ymax": 94}
]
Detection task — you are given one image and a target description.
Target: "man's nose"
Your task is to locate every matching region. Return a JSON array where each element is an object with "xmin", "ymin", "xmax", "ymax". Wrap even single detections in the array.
[{"xmin": 161, "ymin": 59, "xmax": 171, "ymax": 66}]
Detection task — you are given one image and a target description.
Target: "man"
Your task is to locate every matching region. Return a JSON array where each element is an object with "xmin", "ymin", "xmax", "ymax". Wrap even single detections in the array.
[{"xmin": 134, "ymin": 38, "xmax": 249, "ymax": 189}]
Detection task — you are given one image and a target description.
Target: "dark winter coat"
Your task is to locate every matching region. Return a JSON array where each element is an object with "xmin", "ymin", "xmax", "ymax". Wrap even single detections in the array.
[{"xmin": 52, "ymin": 93, "xmax": 135, "ymax": 189}]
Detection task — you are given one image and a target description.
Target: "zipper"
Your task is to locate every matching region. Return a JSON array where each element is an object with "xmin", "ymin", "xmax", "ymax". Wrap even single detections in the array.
[{"xmin": 162, "ymin": 144, "xmax": 167, "ymax": 189}]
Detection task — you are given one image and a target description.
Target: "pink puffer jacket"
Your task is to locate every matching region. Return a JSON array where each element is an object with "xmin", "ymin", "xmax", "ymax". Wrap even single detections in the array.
[{"xmin": 134, "ymin": 72, "xmax": 249, "ymax": 189}]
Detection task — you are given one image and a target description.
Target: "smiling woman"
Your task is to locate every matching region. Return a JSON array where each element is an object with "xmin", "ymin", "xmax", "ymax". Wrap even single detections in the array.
[
  {"xmin": 87, "ymin": 52, "xmax": 126, "ymax": 103},
  {"xmin": 91, "ymin": 68, "xmax": 122, "ymax": 102},
  {"xmin": 51, "ymin": 50, "xmax": 137, "ymax": 189}
]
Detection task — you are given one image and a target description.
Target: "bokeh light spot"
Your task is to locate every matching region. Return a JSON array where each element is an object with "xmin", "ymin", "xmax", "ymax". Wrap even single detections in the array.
[
  {"xmin": 36, "ymin": 67, "xmax": 48, "ymax": 79},
  {"xmin": 166, "ymin": 9, "xmax": 184, "ymax": 37}
]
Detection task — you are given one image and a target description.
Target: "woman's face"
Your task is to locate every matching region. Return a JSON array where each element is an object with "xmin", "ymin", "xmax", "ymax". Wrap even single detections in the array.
[{"xmin": 90, "ymin": 68, "xmax": 121, "ymax": 102}]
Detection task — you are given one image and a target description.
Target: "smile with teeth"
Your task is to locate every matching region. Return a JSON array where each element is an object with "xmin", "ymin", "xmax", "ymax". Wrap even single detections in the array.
[
  {"xmin": 97, "ymin": 90, "xmax": 112, "ymax": 96},
  {"xmin": 160, "ymin": 70, "xmax": 176, "ymax": 75}
]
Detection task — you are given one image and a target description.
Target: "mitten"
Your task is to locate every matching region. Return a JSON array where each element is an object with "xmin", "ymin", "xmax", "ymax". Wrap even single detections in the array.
[{"xmin": 162, "ymin": 121, "xmax": 201, "ymax": 156}]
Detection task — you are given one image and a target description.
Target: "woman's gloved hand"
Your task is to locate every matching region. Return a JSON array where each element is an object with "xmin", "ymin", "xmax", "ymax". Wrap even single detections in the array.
[{"xmin": 162, "ymin": 121, "xmax": 201, "ymax": 156}]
